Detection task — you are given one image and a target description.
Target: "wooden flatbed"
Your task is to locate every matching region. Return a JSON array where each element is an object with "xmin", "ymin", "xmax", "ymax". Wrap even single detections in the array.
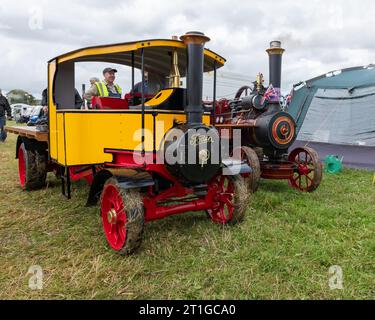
[{"xmin": 5, "ymin": 126, "xmax": 48, "ymax": 142}]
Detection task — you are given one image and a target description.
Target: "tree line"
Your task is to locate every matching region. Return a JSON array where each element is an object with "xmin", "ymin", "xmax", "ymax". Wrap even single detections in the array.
[{"xmin": 5, "ymin": 89, "xmax": 41, "ymax": 105}]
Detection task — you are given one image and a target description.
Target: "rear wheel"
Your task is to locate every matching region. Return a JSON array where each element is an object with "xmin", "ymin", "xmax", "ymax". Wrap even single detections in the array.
[
  {"xmin": 207, "ymin": 175, "xmax": 250, "ymax": 225},
  {"xmin": 18, "ymin": 142, "xmax": 47, "ymax": 190},
  {"xmin": 236, "ymin": 146, "xmax": 261, "ymax": 193},
  {"xmin": 100, "ymin": 177, "xmax": 145, "ymax": 255}
]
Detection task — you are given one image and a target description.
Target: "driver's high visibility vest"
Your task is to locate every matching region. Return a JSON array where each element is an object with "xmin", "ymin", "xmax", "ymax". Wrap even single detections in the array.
[{"xmin": 95, "ymin": 81, "xmax": 122, "ymax": 98}]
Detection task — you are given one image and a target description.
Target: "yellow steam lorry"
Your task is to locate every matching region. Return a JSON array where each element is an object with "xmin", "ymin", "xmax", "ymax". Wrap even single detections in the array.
[{"xmin": 6, "ymin": 32, "xmax": 252, "ymax": 255}]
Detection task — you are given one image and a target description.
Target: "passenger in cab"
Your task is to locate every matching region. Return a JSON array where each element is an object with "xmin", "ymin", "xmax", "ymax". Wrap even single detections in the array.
[{"xmin": 84, "ymin": 77, "xmax": 100, "ymax": 108}]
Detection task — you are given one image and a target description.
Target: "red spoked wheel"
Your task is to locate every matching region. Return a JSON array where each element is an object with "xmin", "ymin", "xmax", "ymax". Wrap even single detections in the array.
[
  {"xmin": 18, "ymin": 144, "xmax": 26, "ymax": 188},
  {"xmin": 100, "ymin": 177, "xmax": 144, "ymax": 255},
  {"xmin": 288, "ymin": 146, "xmax": 322, "ymax": 192},
  {"xmin": 207, "ymin": 175, "xmax": 250, "ymax": 225}
]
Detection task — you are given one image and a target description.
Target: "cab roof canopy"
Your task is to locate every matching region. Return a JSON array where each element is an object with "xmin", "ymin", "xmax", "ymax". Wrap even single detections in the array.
[{"xmin": 51, "ymin": 39, "xmax": 226, "ymax": 77}]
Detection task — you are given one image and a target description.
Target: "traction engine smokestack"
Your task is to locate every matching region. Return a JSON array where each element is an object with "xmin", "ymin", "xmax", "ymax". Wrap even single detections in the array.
[
  {"xmin": 266, "ymin": 40, "xmax": 285, "ymax": 103},
  {"xmin": 180, "ymin": 31, "xmax": 210, "ymax": 125}
]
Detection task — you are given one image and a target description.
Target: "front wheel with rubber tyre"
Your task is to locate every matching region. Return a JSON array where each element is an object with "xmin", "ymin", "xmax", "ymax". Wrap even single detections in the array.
[
  {"xmin": 206, "ymin": 175, "xmax": 250, "ymax": 225},
  {"xmin": 18, "ymin": 142, "xmax": 47, "ymax": 190},
  {"xmin": 100, "ymin": 177, "xmax": 145, "ymax": 255}
]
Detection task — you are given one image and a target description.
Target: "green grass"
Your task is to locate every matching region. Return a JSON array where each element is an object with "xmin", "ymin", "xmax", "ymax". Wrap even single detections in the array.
[{"xmin": 1, "ymin": 120, "xmax": 375, "ymax": 299}]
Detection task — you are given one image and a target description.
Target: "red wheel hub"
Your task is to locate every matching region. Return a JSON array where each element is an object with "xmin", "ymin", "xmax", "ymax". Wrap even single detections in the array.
[
  {"xmin": 207, "ymin": 176, "xmax": 235, "ymax": 224},
  {"xmin": 18, "ymin": 145, "xmax": 26, "ymax": 187},
  {"xmin": 101, "ymin": 184, "xmax": 127, "ymax": 251},
  {"xmin": 298, "ymin": 163, "xmax": 310, "ymax": 175}
]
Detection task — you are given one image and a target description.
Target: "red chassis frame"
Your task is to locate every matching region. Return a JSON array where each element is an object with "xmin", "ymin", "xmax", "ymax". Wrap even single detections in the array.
[
  {"xmin": 103, "ymin": 149, "xmax": 220, "ymax": 223},
  {"xmin": 50, "ymin": 149, "xmax": 232, "ymax": 224}
]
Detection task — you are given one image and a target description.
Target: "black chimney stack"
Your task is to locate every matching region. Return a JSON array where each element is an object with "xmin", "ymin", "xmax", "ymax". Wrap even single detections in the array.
[
  {"xmin": 180, "ymin": 31, "xmax": 210, "ymax": 125},
  {"xmin": 266, "ymin": 40, "xmax": 285, "ymax": 103}
]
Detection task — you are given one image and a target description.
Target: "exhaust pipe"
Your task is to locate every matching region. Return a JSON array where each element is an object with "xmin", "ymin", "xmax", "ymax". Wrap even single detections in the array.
[
  {"xmin": 180, "ymin": 31, "xmax": 210, "ymax": 125},
  {"xmin": 169, "ymin": 49, "xmax": 181, "ymax": 88},
  {"xmin": 266, "ymin": 40, "xmax": 285, "ymax": 103}
]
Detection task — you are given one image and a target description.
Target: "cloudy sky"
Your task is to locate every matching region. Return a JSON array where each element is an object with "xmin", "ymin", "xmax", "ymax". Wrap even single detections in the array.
[{"xmin": 1, "ymin": 0, "xmax": 375, "ymax": 99}]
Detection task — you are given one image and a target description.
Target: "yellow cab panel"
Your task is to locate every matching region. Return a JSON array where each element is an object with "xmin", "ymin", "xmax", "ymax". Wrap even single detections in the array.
[{"xmin": 55, "ymin": 109, "xmax": 210, "ymax": 166}]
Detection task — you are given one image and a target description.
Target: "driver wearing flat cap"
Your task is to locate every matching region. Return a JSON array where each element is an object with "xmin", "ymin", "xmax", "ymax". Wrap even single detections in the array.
[{"xmin": 84, "ymin": 67, "xmax": 123, "ymax": 100}]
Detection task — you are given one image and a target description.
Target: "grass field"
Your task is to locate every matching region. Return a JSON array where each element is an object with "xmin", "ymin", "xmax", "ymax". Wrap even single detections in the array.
[{"xmin": 1, "ymin": 121, "xmax": 375, "ymax": 300}]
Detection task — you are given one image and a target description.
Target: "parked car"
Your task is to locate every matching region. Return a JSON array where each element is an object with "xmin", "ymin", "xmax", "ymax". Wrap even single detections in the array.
[{"xmin": 11, "ymin": 104, "xmax": 35, "ymax": 123}]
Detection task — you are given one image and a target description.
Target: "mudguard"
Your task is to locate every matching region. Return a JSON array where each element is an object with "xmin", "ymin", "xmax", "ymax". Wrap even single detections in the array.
[
  {"xmin": 15, "ymin": 136, "xmax": 47, "ymax": 159},
  {"xmin": 221, "ymin": 159, "xmax": 252, "ymax": 176},
  {"xmin": 86, "ymin": 168, "xmax": 154, "ymax": 206}
]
